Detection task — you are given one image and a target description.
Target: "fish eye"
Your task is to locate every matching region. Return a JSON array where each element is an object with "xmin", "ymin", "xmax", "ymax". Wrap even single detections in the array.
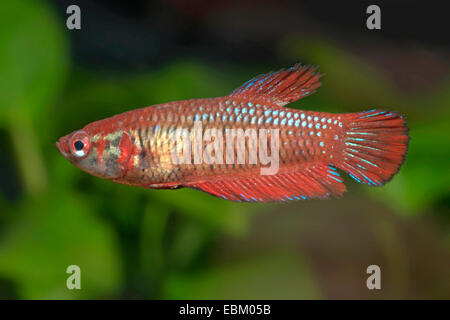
[
  {"xmin": 70, "ymin": 131, "xmax": 91, "ymax": 158},
  {"xmin": 74, "ymin": 140, "xmax": 84, "ymax": 151}
]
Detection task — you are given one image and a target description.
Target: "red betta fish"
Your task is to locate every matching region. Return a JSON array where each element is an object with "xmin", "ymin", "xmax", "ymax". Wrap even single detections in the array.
[{"xmin": 56, "ymin": 64, "xmax": 409, "ymax": 202}]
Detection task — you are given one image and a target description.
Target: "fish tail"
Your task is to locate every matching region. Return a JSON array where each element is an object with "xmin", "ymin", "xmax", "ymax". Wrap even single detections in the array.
[{"xmin": 334, "ymin": 109, "xmax": 409, "ymax": 186}]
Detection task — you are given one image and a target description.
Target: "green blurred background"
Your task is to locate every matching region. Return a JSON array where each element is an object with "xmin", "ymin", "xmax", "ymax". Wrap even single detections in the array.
[{"xmin": 0, "ymin": 0, "xmax": 449, "ymax": 299}]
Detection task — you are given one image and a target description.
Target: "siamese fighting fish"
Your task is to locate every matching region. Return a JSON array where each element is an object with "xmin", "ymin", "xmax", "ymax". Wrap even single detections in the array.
[{"xmin": 56, "ymin": 64, "xmax": 409, "ymax": 202}]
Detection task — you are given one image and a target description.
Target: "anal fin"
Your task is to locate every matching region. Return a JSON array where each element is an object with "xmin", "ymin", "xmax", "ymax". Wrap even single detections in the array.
[{"xmin": 186, "ymin": 163, "xmax": 346, "ymax": 202}]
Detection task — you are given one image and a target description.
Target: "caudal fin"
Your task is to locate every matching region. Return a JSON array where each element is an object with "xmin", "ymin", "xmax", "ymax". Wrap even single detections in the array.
[{"xmin": 335, "ymin": 110, "xmax": 409, "ymax": 186}]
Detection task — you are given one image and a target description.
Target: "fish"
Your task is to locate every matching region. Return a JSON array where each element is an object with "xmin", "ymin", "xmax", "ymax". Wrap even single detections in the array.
[{"xmin": 56, "ymin": 64, "xmax": 409, "ymax": 202}]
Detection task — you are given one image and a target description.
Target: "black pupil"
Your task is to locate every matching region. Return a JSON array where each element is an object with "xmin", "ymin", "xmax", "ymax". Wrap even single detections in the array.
[{"xmin": 74, "ymin": 140, "xmax": 84, "ymax": 151}]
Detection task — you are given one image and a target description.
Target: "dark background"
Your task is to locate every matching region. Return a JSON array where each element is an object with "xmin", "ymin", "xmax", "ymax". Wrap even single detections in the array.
[{"xmin": 0, "ymin": 0, "xmax": 449, "ymax": 299}]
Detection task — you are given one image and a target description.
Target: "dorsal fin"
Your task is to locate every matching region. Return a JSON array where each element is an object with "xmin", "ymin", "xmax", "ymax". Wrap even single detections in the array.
[{"xmin": 228, "ymin": 63, "xmax": 322, "ymax": 107}]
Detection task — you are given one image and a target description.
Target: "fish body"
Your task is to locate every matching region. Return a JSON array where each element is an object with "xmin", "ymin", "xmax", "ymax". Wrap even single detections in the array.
[{"xmin": 57, "ymin": 64, "xmax": 409, "ymax": 202}]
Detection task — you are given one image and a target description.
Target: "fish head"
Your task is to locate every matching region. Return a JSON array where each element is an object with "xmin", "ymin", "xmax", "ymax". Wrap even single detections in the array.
[{"xmin": 56, "ymin": 125, "xmax": 134, "ymax": 180}]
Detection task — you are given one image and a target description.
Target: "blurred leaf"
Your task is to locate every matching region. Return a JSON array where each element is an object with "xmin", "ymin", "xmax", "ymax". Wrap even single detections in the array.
[
  {"xmin": 0, "ymin": 192, "xmax": 122, "ymax": 299},
  {"xmin": 167, "ymin": 219, "xmax": 211, "ymax": 270},
  {"xmin": 150, "ymin": 188, "xmax": 250, "ymax": 235},
  {"xmin": 132, "ymin": 61, "xmax": 227, "ymax": 102},
  {"xmin": 140, "ymin": 203, "xmax": 170, "ymax": 278},
  {"xmin": 8, "ymin": 112, "xmax": 48, "ymax": 195},
  {"xmin": 0, "ymin": 0, "xmax": 68, "ymax": 196},
  {"xmin": 0, "ymin": 0, "xmax": 68, "ymax": 122},
  {"xmin": 163, "ymin": 252, "xmax": 319, "ymax": 299}
]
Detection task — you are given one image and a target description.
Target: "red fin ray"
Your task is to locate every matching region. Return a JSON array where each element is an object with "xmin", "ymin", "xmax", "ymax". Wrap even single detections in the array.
[
  {"xmin": 186, "ymin": 163, "xmax": 346, "ymax": 202},
  {"xmin": 228, "ymin": 64, "xmax": 322, "ymax": 106},
  {"xmin": 336, "ymin": 110, "xmax": 409, "ymax": 186}
]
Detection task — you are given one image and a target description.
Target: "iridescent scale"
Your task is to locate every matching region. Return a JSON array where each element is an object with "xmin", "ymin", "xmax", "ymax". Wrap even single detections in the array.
[{"xmin": 120, "ymin": 97, "xmax": 345, "ymax": 185}]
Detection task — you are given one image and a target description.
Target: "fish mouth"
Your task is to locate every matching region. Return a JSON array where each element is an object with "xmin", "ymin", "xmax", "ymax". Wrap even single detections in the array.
[{"xmin": 56, "ymin": 137, "xmax": 70, "ymax": 157}]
